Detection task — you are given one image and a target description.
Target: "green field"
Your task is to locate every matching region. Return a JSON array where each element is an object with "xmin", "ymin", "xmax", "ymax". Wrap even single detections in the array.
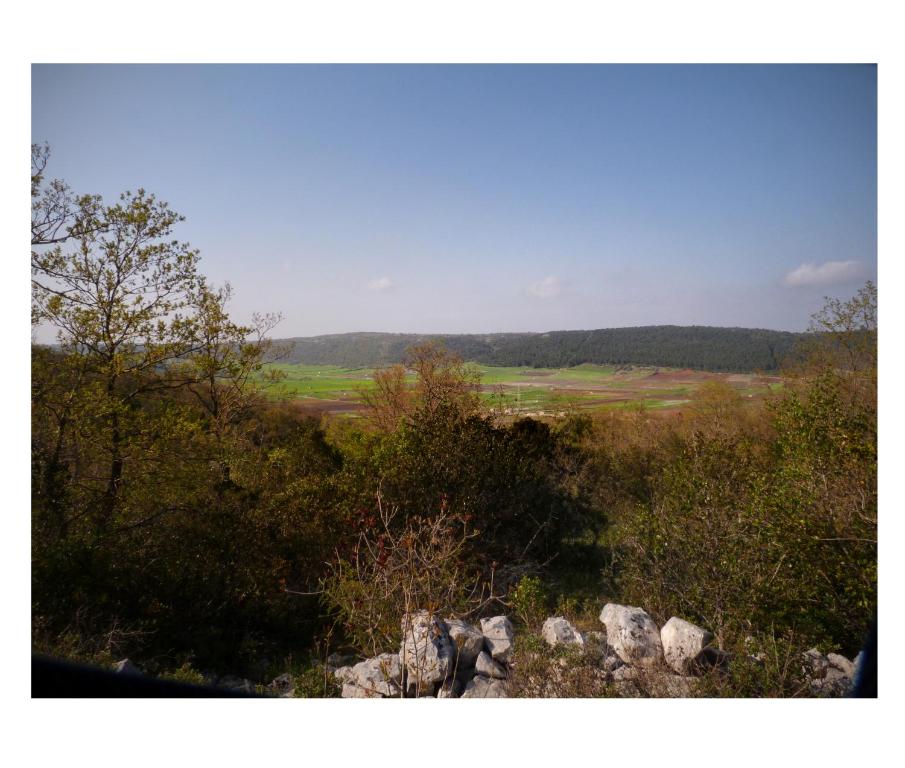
[{"xmin": 259, "ymin": 362, "xmax": 782, "ymax": 418}]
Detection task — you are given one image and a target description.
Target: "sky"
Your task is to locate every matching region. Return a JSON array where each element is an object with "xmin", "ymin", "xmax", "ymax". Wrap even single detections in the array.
[{"xmin": 31, "ymin": 64, "xmax": 877, "ymax": 337}]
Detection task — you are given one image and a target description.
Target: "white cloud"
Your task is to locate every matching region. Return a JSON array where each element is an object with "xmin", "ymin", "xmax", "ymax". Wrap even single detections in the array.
[
  {"xmin": 527, "ymin": 275, "xmax": 563, "ymax": 299},
  {"xmin": 367, "ymin": 276, "xmax": 395, "ymax": 293},
  {"xmin": 784, "ymin": 260, "xmax": 861, "ymax": 287}
]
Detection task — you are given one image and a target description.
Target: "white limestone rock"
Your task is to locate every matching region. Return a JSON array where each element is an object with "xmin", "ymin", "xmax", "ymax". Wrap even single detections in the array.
[
  {"xmin": 827, "ymin": 653, "xmax": 855, "ymax": 679},
  {"xmin": 113, "ymin": 659, "xmax": 141, "ymax": 675},
  {"xmin": 341, "ymin": 682, "xmax": 380, "ymax": 698},
  {"xmin": 334, "ymin": 665, "xmax": 355, "ymax": 684},
  {"xmin": 660, "ymin": 616, "xmax": 714, "ymax": 674},
  {"xmin": 461, "ymin": 675, "xmax": 509, "ymax": 698},
  {"xmin": 802, "ymin": 648, "xmax": 829, "ymax": 677},
  {"xmin": 400, "ymin": 611, "xmax": 456, "ymax": 692},
  {"xmin": 349, "ymin": 653, "xmax": 403, "ymax": 698},
  {"xmin": 444, "ymin": 618, "xmax": 486, "ymax": 668},
  {"xmin": 475, "ymin": 650, "xmax": 508, "ymax": 680},
  {"xmin": 541, "ymin": 617, "xmax": 585, "ymax": 648},
  {"xmin": 599, "ymin": 604, "xmax": 663, "ymax": 668},
  {"xmin": 480, "ymin": 616, "xmax": 515, "ymax": 664}
]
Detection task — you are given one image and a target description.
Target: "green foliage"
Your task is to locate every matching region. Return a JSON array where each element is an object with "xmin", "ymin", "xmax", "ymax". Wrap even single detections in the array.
[
  {"xmin": 291, "ymin": 666, "xmax": 341, "ymax": 698},
  {"xmin": 280, "ymin": 327, "xmax": 804, "ymax": 372},
  {"xmin": 510, "ymin": 576, "xmax": 549, "ymax": 628},
  {"xmin": 159, "ymin": 662, "xmax": 207, "ymax": 687}
]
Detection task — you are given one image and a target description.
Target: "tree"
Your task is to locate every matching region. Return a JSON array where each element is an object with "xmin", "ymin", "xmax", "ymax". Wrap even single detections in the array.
[
  {"xmin": 32, "ymin": 181, "xmax": 204, "ymax": 531},
  {"xmin": 362, "ymin": 342, "xmax": 482, "ymax": 431},
  {"xmin": 180, "ymin": 281, "xmax": 285, "ymax": 482}
]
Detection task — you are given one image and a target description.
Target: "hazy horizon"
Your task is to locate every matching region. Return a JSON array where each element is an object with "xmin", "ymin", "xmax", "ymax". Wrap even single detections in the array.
[
  {"xmin": 32, "ymin": 64, "xmax": 877, "ymax": 341},
  {"xmin": 272, "ymin": 320, "xmax": 812, "ymax": 340}
]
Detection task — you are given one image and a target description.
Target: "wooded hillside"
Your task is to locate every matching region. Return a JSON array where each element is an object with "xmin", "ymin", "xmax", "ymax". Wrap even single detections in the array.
[{"xmin": 279, "ymin": 326, "xmax": 805, "ymax": 372}]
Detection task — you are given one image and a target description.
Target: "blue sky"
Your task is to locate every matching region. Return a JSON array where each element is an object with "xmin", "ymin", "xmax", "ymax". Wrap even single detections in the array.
[{"xmin": 31, "ymin": 64, "xmax": 877, "ymax": 336}]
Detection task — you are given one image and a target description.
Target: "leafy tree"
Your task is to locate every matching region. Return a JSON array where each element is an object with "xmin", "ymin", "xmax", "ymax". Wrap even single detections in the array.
[{"xmin": 32, "ymin": 185, "xmax": 204, "ymax": 532}]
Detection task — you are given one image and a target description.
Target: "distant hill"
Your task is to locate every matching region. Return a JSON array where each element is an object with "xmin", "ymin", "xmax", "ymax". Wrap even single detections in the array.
[{"xmin": 275, "ymin": 326, "xmax": 807, "ymax": 372}]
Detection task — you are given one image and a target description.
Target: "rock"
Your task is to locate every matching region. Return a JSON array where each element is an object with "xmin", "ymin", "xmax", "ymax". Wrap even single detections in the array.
[
  {"xmin": 599, "ymin": 604, "xmax": 663, "ymax": 668},
  {"xmin": 541, "ymin": 617, "xmax": 585, "ymax": 648},
  {"xmin": 461, "ymin": 675, "xmax": 509, "ymax": 698},
  {"xmin": 660, "ymin": 616, "xmax": 714, "ymax": 675},
  {"xmin": 809, "ymin": 676, "xmax": 851, "ymax": 697},
  {"xmin": 603, "ymin": 653, "xmax": 624, "ymax": 673},
  {"xmin": 341, "ymin": 682, "xmax": 380, "ymax": 698},
  {"xmin": 437, "ymin": 678, "xmax": 463, "ymax": 698},
  {"xmin": 334, "ymin": 666, "xmax": 355, "ymax": 684},
  {"xmin": 826, "ymin": 653, "xmax": 855, "ymax": 679},
  {"xmin": 802, "ymin": 648, "xmax": 829, "ymax": 677},
  {"xmin": 444, "ymin": 618, "xmax": 486, "ymax": 669},
  {"xmin": 349, "ymin": 653, "xmax": 403, "ymax": 697},
  {"xmin": 113, "ymin": 659, "xmax": 141, "ymax": 675},
  {"xmin": 480, "ymin": 616, "xmax": 515, "ymax": 664},
  {"xmin": 400, "ymin": 611, "xmax": 456, "ymax": 693},
  {"xmin": 269, "ymin": 672, "xmax": 294, "ymax": 696},
  {"xmin": 475, "ymin": 650, "xmax": 508, "ymax": 680}
]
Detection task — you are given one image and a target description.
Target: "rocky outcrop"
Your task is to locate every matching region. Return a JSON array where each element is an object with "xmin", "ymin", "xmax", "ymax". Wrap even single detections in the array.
[
  {"xmin": 337, "ymin": 612, "xmax": 516, "ymax": 698},
  {"xmin": 599, "ymin": 604, "xmax": 663, "ymax": 668},
  {"xmin": 333, "ymin": 605, "xmax": 859, "ymax": 699}
]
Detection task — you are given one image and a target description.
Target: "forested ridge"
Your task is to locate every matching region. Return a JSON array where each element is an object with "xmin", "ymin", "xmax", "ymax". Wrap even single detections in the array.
[{"xmin": 280, "ymin": 326, "xmax": 806, "ymax": 372}]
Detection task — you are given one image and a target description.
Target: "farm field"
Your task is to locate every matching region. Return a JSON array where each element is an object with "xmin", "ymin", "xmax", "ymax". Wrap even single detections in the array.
[{"xmin": 260, "ymin": 362, "xmax": 782, "ymax": 418}]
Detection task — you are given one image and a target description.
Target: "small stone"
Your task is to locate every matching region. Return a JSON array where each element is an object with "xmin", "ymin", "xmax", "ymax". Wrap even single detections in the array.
[
  {"xmin": 349, "ymin": 653, "xmax": 403, "ymax": 697},
  {"xmin": 444, "ymin": 618, "xmax": 486, "ymax": 669},
  {"xmin": 599, "ymin": 604, "xmax": 663, "ymax": 668},
  {"xmin": 269, "ymin": 672, "xmax": 294, "ymax": 696},
  {"xmin": 480, "ymin": 616, "xmax": 515, "ymax": 664},
  {"xmin": 541, "ymin": 617, "xmax": 585, "ymax": 648},
  {"xmin": 826, "ymin": 653, "xmax": 855, "ymax": 679},
  {"xmin": 475, "ymin": 650, "xmax": 508, "ymax": 680},
  {"xmin": 341, "ymin": 682, "xmax": 380, "ymax": 698},
  {"xmin": 802, "ymin": 648, "xmax": 829, "ymax": 677},
  {"xmin": 113, "ymin": 659, "xmax": 141, "ymax": 675},
  {"xmin": 660, "ymin": 617, "xmax": 713, "ymax": 675},
  {"xmin": 461, "ymin": 675, "xmax": 509, "ymax": 698}
]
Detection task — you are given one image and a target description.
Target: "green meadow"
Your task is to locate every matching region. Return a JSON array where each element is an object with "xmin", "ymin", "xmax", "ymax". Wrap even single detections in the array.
[{"xmin": 259, "ymin": 362, "xmax": 780, "ymax": 415}]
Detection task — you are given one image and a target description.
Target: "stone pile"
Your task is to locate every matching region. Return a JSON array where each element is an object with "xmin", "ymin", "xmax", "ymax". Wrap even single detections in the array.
[
  {"xmin": 336, "ymin": 611, "xmax": 514, "ymax": 698},
  {"xmin": 335, "ymin": 602, "xmax": 862, "ymax": 698}
]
